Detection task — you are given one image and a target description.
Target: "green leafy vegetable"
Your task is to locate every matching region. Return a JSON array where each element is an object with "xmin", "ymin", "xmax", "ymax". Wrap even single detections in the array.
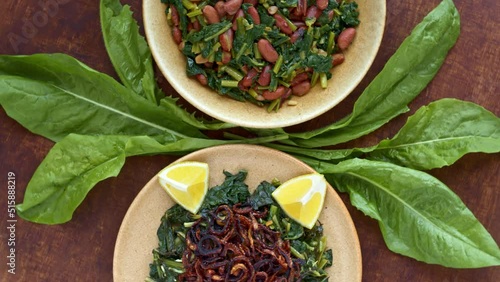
[
  {"xmin": 198, "ymin": 170, "xmax": 251, "ymax": 214},
  {"xmin": 309, "ymin": 158, "xmax": 500, "ymax": 268},
  {"xmin": 149, "ymin": 171, "xmax": 332, "ymax": 281},
  {"xmin": 284, "ymin": 0, "xmax": 461, "ymax": 147},
  {"xmin": 248, "ymin": 180, "xmax": 277, "ymax": 210},
  {"xmin": 15, "ymin": 134, "xmax": 286, "ymax": 224},
  {"xmin": 100, "ymin": 0, "xmax": 162, "ymax": 103},
  {"xmin": 0, "ymin": 53, "xmax": 204, "ymax": 141},
  {"xmin": 367, "ymin": 98, "xmax": 500, "ymax": 169},
  {"xmin": 273, "ymin": 99, "xmax": 500, "ymax": 170},
  {"xmin": 100, "ymin": 0, "xmax": 234, "ymax": 130}
]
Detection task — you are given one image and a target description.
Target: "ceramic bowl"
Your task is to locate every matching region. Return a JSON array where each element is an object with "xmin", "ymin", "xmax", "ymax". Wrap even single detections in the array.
[
  {"xmin": 143, "ymin": 0, "xmax": 386, "ymax": 128},
  {"xmin": 113, "ymin": 144, "xmax": 362, "ymax": 281}
]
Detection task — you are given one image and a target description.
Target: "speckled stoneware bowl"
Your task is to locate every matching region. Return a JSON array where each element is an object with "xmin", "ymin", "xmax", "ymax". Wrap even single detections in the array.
[
  {"xmin": 143, "ymin": 0, "xmax": 385, "ymax": 128},
  {"xmin": 113, "ymin": 144, "xmax": 362, "ymax": 281}
]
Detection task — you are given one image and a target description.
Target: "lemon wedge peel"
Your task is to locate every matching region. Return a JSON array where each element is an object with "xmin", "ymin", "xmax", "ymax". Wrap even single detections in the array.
[
  {"xmin": 157, "ymin": 161, "xmax": 209, "ymax": 214},
  {"xmin": 272, "ymin": 173, "xmax": 327, "ymax": 229}
]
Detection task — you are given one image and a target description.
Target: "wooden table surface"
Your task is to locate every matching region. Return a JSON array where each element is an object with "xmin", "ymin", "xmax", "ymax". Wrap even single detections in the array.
[{"xmin": 1, "ymin": 0, "xmax": 499, "ymax": 281}]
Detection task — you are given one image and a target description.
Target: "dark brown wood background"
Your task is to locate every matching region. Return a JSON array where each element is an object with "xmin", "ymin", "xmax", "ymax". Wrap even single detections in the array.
[{"xmin": 1, "ymin": 0, "xmax": 499, "ymax": 281}]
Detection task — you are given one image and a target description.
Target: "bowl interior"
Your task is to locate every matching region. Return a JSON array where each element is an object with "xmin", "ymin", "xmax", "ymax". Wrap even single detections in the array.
[
  {"xmin": 144, "ymin": 0, "xmax": 385, "ymax": 128},
  {"xmin": 113, "ymin": 144, "xmax": 361, "ymax": 282}
]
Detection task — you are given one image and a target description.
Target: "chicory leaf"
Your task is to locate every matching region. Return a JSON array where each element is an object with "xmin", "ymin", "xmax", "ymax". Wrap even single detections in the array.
[
  {"xmin": 286, "ymin": 0, "xmax": 461, "ymax": 147},
  {"xmin": 100, "ymin": 0, "xmax": 234, "ymax": 130},
  {"xmin": 0, "ymin": 54, "xmax": 205, "ymax": 141},
  {"xmin": 367, "ymin": 98, "xmax": 500, "ymax": 169},
  {"xmin": 271, "ymin": 99, "xmax": 500, "ymax": 170},
  {"xmin": 15, "ymin": 133, "xmax": 288, "ymax": 224},
  {"xmin": 100, "ymin": 0, "xmax": 162, "ymax": 103},
  {"xmin": 16, "ymin": 134, "xmax": 130, "ymax": 224},
  {"xmin": 311, "ymin": 158, "xmax": 500, "ymax": 268}
]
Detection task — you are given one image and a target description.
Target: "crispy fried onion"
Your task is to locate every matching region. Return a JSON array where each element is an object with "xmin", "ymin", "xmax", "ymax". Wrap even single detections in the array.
[{"xmin": 178, "ymin": 204, "xmax": 301, "ymax": 281}]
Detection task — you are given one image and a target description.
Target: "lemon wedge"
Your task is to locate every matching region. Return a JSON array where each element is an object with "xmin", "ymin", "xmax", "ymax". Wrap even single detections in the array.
[
  {"xmin": 157, "ymin": 161, "xmax": 209, "ymax": 214},
  {"xmin": 272, "ymin": 173, "xmax": 327, "ymax": 229}
]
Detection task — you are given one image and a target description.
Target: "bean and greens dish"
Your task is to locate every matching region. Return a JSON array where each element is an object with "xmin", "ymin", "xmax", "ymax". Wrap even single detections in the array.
[
  {"xmin": 162, "ymin": 0, "xmax": 360, "ymax": 111},
  {"xmin": 148, "ymin": 171, "xmax": 332, "ymax": 281}
]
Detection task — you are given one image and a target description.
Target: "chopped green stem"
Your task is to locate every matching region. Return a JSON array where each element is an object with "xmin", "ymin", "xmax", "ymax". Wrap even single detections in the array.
[
  {"xmin": 254, "ymin": 43, "xmax": 262, "ymax": 59},
  {"xmin": 283, "ymin": 14, "xmax": 297, "ymax": 31},
  {"xmin": 222, "ymin": 66, "xmax": 244, "ymax": 81},
  {"xmin": 182, "ymin": 0, "xmax": 196, "ymax": 10},
  {"xmin": 273, "ymin": 55, "xmax": 284, "ymax": 74},
  {"xmin": 327, "ymin": 31, "xmax": 335, "ymax": 54},
  {"xmin": 320, "ymin": 73, "xmax": 328, "ymax": 88},
  {"xmin": 204, "ymin": 22, "xmax": 232, "ymax": 41},
  {"xmin": 235, "ymin": 42, "xmax": 249, "ymax": 60},
  {"xmin": 311, "ymin": 71, "xmax": 319, "ymax": 87},
  {"xmin": 290, "ymin": 246, "xmax": 306, "ymax": 260},
  {"xmin": 248, "ymin": 88, "xmax": 259, "ymax": 99},
  {"xmin": 267, "ymin": 98, "xmax": 280, "ymax": 112},
  {"xmin": 196, "ymin": 15, "xmax": 206, "ymax": 27},
  {"xmin": 187, "ymin": 9, "xmax": 202, "ymax": 18},
  {"xmin": 221, "ymin": 80, "xmax": 239, "ymax": 87},
  {"xmin": 279, "ymin": 80, "xmax": 291, "ymax": 88}
]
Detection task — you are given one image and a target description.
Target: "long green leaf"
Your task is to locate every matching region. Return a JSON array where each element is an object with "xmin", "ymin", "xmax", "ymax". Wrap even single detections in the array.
[
  {"xmin": 309, "ymin": 158, "xmax": 500, "ymax": 268},
  {"xmin": 16, "ymin": 133, "xmax": 288, "ymax": 224},
  {"xmin": 286, "ymin": 0, "xmax": 460, "ymax": 147},
  {"xmin": 367, "ymin": 99, "xmax": 500, "ymax": 169},
  {"xmin": 100, "ymin": 0, "xmax": 234, "ymax": 130},
  {"xmin": 0, "ymin": 54, "xmax": 205, "ymax": 141},
  {"xmin": 273, "ymin": 99, "xmax": 500, "ymax": 170},
  {"xmin": 100, "ymin": 0, "xmax": 161, "ymax": 103}
]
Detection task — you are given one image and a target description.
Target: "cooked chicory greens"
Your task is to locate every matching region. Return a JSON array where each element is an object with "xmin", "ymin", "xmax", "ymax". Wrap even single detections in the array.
[
  {"xmin": 162, "ymin": 0, "xmax": 360, "ymax": 111},
  {"xmin": 148, "ymin": 171, "xmax": 332, "ymax": 281}
]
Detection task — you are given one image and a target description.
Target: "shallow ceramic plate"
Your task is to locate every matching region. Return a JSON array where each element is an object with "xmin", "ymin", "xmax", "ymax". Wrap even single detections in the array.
[
  {"xmin": 143, "ymin": 0, "xmax": 386, "ymax": 128},
  {"xmin": 113, "ymin": 144, "xmax": 361, "ymax": 281}
]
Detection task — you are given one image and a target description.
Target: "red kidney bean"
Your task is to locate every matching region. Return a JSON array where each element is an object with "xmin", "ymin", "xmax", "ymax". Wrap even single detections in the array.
[
  {"xmin": 224, "ymin": 0, "xmax": 243, "ymax": 16},
  {"xmin": 292, "ymin": 21, "xmax": 306, "ymax": 28},
  {"xmin": 290, "ymin": 27, "xmax": 306, "ymax": 43},
  {"xmin": 327, "ymin": 9, "xmax": 335, "ymax": 21},
  {"xmin": 219, "ymin": 29, "xmax": 234, "ymax": 52},
  {"xmin": 316, "ymin": 0, "xmax": 328, "ymax": 10},
  {"xmin": 306, "ymin": 6, "xmax": 320, "ymax": 19},
  {"xmin": 192, "ymin": 19, "xmax": 201, "ymax": 31},
  {"xmin": 244, "ymin": 0, "xmax": 258, "ymax": 5},
  {"xmin": 247, "ymin": 6, "xmax": 260, "ymax": 24},
  {"xmin": 257, "ymin": 39, "xmax": 279, "ymax": 63},
  {"xmin": 241, "ymin": 65, "xmax": 249, "ymax": 74},
  {"xmin": 289, "ymin": 8, "xmax": 302, "ymax": 20},
  {"xmin": 297, "ymin": 0, "xmax": 307, "ymax": 17},
  {"xmin": 232, "ymin": 9, "xmax": 245, "ymax": 30},
  {"xmin": 263, "ymin": 86, "xmax": 286, "ymax": 100},
  {"xmin": 221, "ymin": 51, "xmax": 232, "ymax": 64},
  {"xmin": 331, "ymin": 53, "xmax": 345, "ymax": 66},
  {"xmin": 238, "ymin": 68, "xmax": 259, "ymax": 90},
  {"xmin": 170, "ymin": 6, "xmax": 180, "ymax": 26},
  {"xmin": 292, "ymin": 81, "xmax": 311, "ymax": 96},
  {"xmin": 196, "ymin": 74, "xmax": 208, "ymax": 86},
  {"xmin": 257, "ymin": 65, "xmax": 272, "ymax": 86},
  {"xmin": 282, "ymin": 87, "xmax": 292, "ymax": 100},
  {"xmin": 337, "ymin": 27, "xmax": 356, "ymax": 50},
  {"xmin": 203, "ymin": 6, "xmax": 221, "ymax": 24},
  {"xmin": 291, "ymin": 72, "xmax": 309, "ymax": 86},
  {"xmin": 214, "ymin": 1, "xmax": 226, "ymax": 18},
  {"xmin": 274, "ymin": 14, "xmax": 293, "ymax": 35},
  {"xmin": 172, "ymin": 26, "xmax": 182, "ymax": 44}
]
